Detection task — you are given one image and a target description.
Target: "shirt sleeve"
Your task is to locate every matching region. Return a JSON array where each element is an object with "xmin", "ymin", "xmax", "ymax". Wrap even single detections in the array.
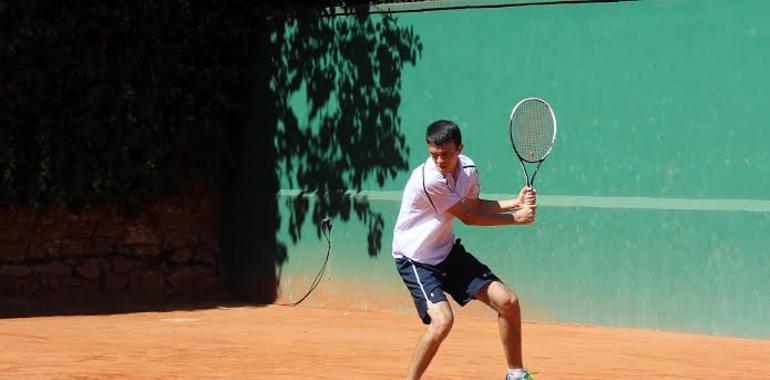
[
  {"xmin": 467, "ymin": 167, "xmax": 480, "ymax": 200},
  {"xmin": 423, "ymin": 174, "xmax": 462, "ymax": 214}
]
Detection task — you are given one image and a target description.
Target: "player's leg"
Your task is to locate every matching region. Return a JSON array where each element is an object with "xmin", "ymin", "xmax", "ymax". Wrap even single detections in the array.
[
  {"xmin": 474, "ymin": 280, "xmax": 523, "ymax": 370},
  {"xmin": 407, "ymin": 300, "xmax": 454, "ymax": 380},
  {"xmin": 442, "ymin": 240, "xmax": 531, "ymax": 379},
  {"xmin": 395, "ymin": 257, "xmax": 453, "ymax": 379},
  {"xmin": 438, "ymin": 240, "xmax": 523, "ymax": 368}
]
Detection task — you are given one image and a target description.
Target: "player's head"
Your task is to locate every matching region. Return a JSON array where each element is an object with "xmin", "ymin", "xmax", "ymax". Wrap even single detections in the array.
[
  {"xmin": 426, "ymin": 120, "xmax": 462, "ymax": 147},
  {"xmin": 426, "ymin": 120, "xmax": 463, "ymax": 174}
]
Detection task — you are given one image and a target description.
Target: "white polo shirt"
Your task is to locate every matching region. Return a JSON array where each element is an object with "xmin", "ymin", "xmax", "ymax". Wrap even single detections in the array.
[{"xmin": 392, "ymin": 155, "xmax": 480, "ymax": 265}]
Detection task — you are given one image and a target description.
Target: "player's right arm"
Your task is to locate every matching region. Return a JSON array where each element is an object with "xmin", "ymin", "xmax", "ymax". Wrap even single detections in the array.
[
  {"xmin": 447, "ymin": 199, "xmax": 535, "ymax": 226},
  {"xmin": 422, "ymin": 172, "xmax": 536, "ymax": 226},
  {"xmin": 467, "ymin": 187, "xmax": 536, "ymax": 213}
]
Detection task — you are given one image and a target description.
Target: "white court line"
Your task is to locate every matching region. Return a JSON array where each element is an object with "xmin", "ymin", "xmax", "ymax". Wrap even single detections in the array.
[{"xmin": 278, "ymin": 189, "xmax": 770, "ymax": 213}]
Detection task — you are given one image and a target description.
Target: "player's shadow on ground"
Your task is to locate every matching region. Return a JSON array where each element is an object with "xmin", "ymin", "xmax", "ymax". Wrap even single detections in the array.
[{"xmin": 221, "ymin": 7, "xmax": 421, "ymax": 303}]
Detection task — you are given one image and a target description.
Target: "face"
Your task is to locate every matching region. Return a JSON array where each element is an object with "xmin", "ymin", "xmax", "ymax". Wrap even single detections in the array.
[{"xmin": 428, "ymin": 141, "xmax": 463, "ymax": 175}]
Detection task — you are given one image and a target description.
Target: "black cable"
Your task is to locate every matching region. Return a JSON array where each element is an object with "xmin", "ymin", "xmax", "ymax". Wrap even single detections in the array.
[{"xmin": 283, "ymin": 217, "xmax": 333, "ymax": 306}]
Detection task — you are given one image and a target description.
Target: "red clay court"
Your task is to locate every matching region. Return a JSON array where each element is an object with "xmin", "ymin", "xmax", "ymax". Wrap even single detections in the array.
[{"xmin": 2, "ymin": 303, "xmax": 770, "ymax": 379}]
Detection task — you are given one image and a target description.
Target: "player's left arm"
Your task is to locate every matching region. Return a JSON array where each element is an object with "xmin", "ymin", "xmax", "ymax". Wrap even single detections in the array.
[{"xmin": 466, "ymin": 186, "xmax": 536, "ymax": 213}]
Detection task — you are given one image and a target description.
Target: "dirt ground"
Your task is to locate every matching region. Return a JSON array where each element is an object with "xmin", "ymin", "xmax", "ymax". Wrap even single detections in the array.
[{"xmin": 1, "ymin": 303, "xmax": 770, "ymax": 380}]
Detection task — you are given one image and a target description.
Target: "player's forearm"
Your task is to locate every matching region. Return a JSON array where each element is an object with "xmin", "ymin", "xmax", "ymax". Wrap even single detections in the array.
[
  {"xmin": 458, "ymin": 208, "xmax": 519, "ymax": 226},
  {"xmin": 475, "ymin": 198, "xmax": 523, "ymax": 213},
  {"xmin": 450, "ymin": 198, "xmax": 534, "ymax": 225}
]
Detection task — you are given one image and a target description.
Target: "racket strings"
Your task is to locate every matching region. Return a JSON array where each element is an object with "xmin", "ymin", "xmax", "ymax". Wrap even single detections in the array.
[{"xmin": 510, "ymin": 100, "xmax": 555, "ymax": 162}]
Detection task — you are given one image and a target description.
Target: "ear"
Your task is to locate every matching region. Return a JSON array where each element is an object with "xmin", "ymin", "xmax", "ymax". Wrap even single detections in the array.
[{"xmin": 457, "ymin": 143, "xmax": 464, "ymax": 154}]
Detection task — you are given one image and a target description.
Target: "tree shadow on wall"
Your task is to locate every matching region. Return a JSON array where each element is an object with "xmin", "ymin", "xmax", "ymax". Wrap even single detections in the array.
[
  {"xmin": 0, "ymin": 1, "xmax": 420, "ymax": 305},
  {"xmin": 221, "ymin": 7, "xmax": 422, "ymax": 302}
]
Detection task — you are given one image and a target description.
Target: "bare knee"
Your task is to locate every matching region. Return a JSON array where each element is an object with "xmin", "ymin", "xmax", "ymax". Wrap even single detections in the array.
[
  {"xmin": 478, "ymin": 282, "xmax": 521, "ymax": 319},
  {"xmin": 497, "ymin": 293, "xmax": 520, "ymax": 319},
  {"xmin": 427, "ymin": 307, "xmax": 454, "ymax": 340}
]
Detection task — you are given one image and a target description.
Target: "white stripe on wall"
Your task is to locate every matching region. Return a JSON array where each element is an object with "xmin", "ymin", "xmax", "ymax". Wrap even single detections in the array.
[{"xmin": 278, "ymin": 189, "xmax": 770, "ymax": 213}]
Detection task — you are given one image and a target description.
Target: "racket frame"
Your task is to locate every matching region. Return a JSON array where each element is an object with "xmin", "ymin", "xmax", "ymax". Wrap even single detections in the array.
[{"xmin": 508, "ymin": 97, "xmax": 558, "ymax": 187}]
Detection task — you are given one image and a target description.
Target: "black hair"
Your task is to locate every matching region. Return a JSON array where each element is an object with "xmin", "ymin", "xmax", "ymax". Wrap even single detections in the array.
[{"xmin": 426, "ymin": 120, "xmax": 462, "ymax": 146}]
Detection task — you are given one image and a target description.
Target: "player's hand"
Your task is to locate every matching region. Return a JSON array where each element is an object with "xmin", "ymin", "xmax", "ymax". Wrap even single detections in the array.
[
  {"xmin": 518, "ymin": 186, "xmax": 537, "ymax": 208},
  {"xmin": 514, "ymin": 204, "xmax": 536, "ymax": 225}
]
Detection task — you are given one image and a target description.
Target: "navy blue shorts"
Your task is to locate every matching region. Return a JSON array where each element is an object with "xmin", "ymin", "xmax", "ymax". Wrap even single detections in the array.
[{"xmin": 395, "ymin": 239, "xmax": 499, "ymax": 324}]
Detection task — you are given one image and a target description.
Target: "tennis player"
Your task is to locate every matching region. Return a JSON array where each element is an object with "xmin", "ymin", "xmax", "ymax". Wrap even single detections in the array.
[{"xmin": 393, "ymin": 120, "xmax": 537, "ymax": 380}]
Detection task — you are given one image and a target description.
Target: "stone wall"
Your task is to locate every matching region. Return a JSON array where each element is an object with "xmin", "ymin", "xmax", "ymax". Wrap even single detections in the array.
[{"xmin": 0, "ymin": 194, "xmax": 226, "ymax": 302}]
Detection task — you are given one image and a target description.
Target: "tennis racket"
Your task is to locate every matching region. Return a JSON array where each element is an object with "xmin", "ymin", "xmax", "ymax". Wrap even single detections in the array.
[{"xmin": 508, "ymin": 97, "xmax": 557, "ymax": 187}]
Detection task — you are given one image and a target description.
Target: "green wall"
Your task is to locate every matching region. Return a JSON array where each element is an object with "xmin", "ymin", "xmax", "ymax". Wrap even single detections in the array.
[{"xmin": 277, "ymin": 0, "xmax": 770, "ymax": 338}]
